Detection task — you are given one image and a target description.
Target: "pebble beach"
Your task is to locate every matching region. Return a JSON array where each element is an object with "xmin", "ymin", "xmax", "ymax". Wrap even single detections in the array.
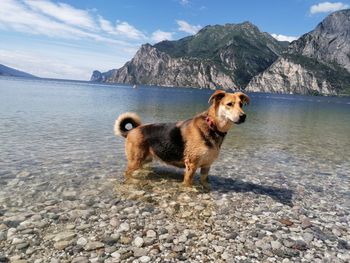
[{"xmin": 1, "ymin": 159, "xmax": 349, "ymax": 263}]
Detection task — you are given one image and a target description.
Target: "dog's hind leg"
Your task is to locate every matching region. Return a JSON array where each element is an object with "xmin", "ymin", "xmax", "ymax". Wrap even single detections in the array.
[
  {"xmin": 124, "ymin": 138, "xmax": 149, "ymax": 181},
  {"xmin": 200, "ymin": 166, "xmax": 211, "ymax": 189}
]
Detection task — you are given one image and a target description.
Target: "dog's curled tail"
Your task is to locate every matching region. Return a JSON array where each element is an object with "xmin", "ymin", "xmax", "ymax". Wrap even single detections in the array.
[{"xmin": 114, "ymin": 112, "xmax": 141, "ymax": 138}]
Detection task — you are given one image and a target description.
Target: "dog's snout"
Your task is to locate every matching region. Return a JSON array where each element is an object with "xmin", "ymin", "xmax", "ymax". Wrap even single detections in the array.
[{"xmin": 240, "ymin": 114, "xmax": 246, "ymax": 123}]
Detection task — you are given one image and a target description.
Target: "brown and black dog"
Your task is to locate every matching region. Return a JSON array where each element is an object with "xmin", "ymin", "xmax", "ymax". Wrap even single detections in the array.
[{"xmin": 114, "ymin": 90, "xmax": 250, "ymax": 188}]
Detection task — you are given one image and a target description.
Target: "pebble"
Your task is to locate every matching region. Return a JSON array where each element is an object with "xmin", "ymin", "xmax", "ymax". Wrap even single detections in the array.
[
  {"xmin": 84, "ymin": 241, "xmax": 104, "ymax": 251},
  {"xmin": 303, "ymin": 232, "xmax": 314, "ymax": 243},
  {"xmin": 76, "ymin": 237, "xmax": 88, "ymax": 246},
  {"xmin": 71, "ymin": 257, "xmax": 89, "ymax": 263},
  {"xmin": 146, "ymin": 230, "xmax": 157, "ymax": 238},
  {"xmin": 139, "ymin": 256, "xmax": 151, "ymax": 263},
  {"xmin": 133, "ymin": 248, "xmax": 147, "ymax": 257},
  {"xmin": 111, "ymin": 252, "xmax": 121, "ymax": 259},
  {"xmin": 134, "ymin": 236, "xmax": 144, "ymax": 247},
  {"xmin": 54, "ymin": 240, "xmax": 70, "ymax": 250},
  {"xmin": 271, "ymin": 240, "xmax": 282, "ymax": 250},
  {"xmin": 118, "ymin": 222, "xmax": 130, "ymax": 232},
  {"xmin": 53, "ymin": 231, "xmax": 76, "ymax": 242}
]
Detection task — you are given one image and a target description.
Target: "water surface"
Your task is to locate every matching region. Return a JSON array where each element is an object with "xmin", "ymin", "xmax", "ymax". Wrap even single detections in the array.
[{"xmin": 0, "ymin": 77, "xmax": 349, "ymax": 208}]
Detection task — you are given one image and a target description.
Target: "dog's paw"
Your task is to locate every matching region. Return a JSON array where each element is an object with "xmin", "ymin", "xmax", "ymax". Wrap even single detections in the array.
[
  {"xmin": 200, "ymin": 180, "xmax": 211, "ymax": 191},
  {"xmin": 124, "ymin": 177, "xmax": 141, "ymax": 184}
]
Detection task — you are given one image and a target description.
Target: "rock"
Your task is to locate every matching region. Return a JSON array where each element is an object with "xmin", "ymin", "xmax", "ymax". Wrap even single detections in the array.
[
  {"xmin": 71, "ymin": 257, "xmax": 89, "ymax": 263},
  {"xmin": 172, "ymin": 245, "xmax": 184, "ymax": 252},
  {"xmin": 301, "ymin": 218, "xmax": 312, "ymax": 229},
  {"xmin": 62, "ymin": 190, "xmax": 77, "ymax": 200},
  {"xmin": 111, "ymin": 252, "xmax": 120, "ymax": 259},
  {"xmin": 109, "ymin": 217, "xmax": 119, "ymax": 227},
  {"xmin": 104, "ymin": 234, "xmax": 120, "ymax": 245},
  {"xmin": 133, "ymin": 248, "xmax": 147, "ymax": 257},
  {"xmin": 332, "ymin": 227, "xmax": 341, "ymax": 237},
  {"xmin": 76, "ymin": 237, "xmax": 87, "ymax": 246},
  {"xmin": 134, "ymin": 236, "xmax": 144, "ymax": 247},
  {"xmin": 120, "ymin": 235, "xmax": 132, "ymax": 245},
  {"xmin": 279, "ymin": 218, "xmax": 293, "ymax": 226},
  {"xmin": 16, "ymin": 242, "xmax": 29, "ymax": 250},
  {"xmin": 84, "ymin": 241, "xmax": 104, "ymax": 251},
  {"xmin": 178, "ymin": 235, "xmax": 187, "ymax": 243},
  {"xmin": 6, "ymin": 228, "xmax": 17, "ymax": 240},
  {"xmin": 54, "ymin": 241, "xmax": 70, "ymax": 250},
  {"xmin": 16, "ymin": 171, "xmax": 31, "ymax": 178},
  {"xmin": 0, "ymin": 255, "xmax": 9, "ymax": 262},
  {"xmin": 139, "ymin": 256, "xmax": 151, "ymax": 263},
  {"xmin": 282, "ymin": 238, "xmax": 294, "ymax": 248},
  {"xmin": 271, "ymin": 240, "xmax": 282, "ymax": 250},
  {"xmin": 0, "ymin": 231, "xmax": 6, "ymax": 241},
  {"xmin": 337, "ymin": 239, "xmax": 350, "ymax": 250},
  {"xmin": 292, "ymin": 240, "xmax": 308, "ymax": 251},
  {"xmin": 118, "ymin": 222, "xmax": 130, "ymax": 232},
  {"xmin": 221, "ymin": 252, "xmax": 231, "ymax": 260},
  {"xmin": 146, "ymin": 230, "xmax": 157, "ymax": 238},
  {"xmin": 12, "ymin": 237, "xmax": 25, "ymax": 245},
  {"xmin": 303, "ymin": 232, "xmax": 314, "ymax": 243},
  {"xmin": 53, "ymin": 231, "xmax": 76, "ymax": 242}
]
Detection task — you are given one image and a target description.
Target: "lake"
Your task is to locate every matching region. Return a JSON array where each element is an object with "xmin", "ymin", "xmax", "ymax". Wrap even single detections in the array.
[{"xmin": 0, "ymin": 76, "xmax": 350, "ymax": 261}]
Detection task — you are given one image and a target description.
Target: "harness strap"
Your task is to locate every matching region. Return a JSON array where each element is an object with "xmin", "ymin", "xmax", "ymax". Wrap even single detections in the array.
[{"xmin": 206, "ymin": 116, "xmax": 227, "ymax": 137}]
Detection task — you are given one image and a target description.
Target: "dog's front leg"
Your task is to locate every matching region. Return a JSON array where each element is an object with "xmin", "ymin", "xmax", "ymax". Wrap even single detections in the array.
[
  {"xmin": 183, "ymin": 161, "xmax": 198, "ymax": 187},
  {"xmin": 200, "ymin": 166, "xmax": 211, "ymax": 189}
]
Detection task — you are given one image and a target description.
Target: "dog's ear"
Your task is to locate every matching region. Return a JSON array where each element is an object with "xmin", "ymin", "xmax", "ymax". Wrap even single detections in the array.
[
  {"xmin": 208, "ymin": 90, "xmax": 226, "ymax": 104},
  {"xmin": 236, "ymin": 92, "xmax": 250, "ymax": 105}
]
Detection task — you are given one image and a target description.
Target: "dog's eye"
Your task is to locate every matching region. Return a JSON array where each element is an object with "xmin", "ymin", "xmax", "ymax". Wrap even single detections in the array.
[{"xmin": 226, "ymin": 102, "xmax": 233, "ymax": 107}]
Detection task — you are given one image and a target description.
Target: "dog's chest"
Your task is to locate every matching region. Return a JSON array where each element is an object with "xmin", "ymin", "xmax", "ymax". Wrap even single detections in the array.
[{"xmin": 198, "ymin": 146, "xmax": 219, "ymax": 166}]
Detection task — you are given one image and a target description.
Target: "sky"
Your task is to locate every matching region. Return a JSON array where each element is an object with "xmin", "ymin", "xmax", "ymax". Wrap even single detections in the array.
[{"xmin": 0, "ymin": 0, "xmax": 349, "ymax": 80}]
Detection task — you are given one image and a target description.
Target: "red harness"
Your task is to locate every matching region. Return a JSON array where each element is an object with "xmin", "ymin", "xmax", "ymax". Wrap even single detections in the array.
[{"xmin": 206, "ymin": 116, "xmax": 227, "ymax": 137}]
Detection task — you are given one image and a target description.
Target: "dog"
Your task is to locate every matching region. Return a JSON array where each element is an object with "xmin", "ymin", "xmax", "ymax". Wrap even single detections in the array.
[{"xmin": 114, "ymin": 90, "xmax": 250, "ymax": 188}]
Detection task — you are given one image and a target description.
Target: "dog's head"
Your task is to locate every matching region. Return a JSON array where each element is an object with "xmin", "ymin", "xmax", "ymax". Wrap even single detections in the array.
[{"xmin": 208, "ymin": 90, "xmax": 250, "ymax": 124}]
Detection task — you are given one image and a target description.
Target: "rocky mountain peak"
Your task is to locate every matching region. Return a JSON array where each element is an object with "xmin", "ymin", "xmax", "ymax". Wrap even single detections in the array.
[{"xmin": 247, "ymin": 9, "xmax": 350, "ymax": 95}]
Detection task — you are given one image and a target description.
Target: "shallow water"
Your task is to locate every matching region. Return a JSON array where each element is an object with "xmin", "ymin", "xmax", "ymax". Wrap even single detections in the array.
[
  {"xmin": 0, "ymin": 76, "xmax": 349, "ymax": 208},
  {"xmin": 1, "ymin": 76, "xmax": 350, "ymax": 262}
]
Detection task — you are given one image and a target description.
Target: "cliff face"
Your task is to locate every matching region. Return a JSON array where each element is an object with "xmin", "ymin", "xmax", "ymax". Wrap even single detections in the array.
[
  {"xmin": 246, "ymin": 57, "xmax": 335, "ymax": 95},
  {"xmin": 99, "ymin": 44, "xmax": 236, "ymax": 89},
  {"xmin": 91, "ymin": 22, "xmax": 286, "ymax": 89},
  {"xmin": 288, "ymin": 9, "xmax": 350, "ymax": 72},
  {"xmin": 246, "ymin": 9, "xmax": 350, "ymax": 95}
]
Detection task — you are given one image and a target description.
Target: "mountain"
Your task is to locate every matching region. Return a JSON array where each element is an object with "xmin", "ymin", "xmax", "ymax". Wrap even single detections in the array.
[
  {"xmin": 91, "ymin": 22, "xmax": 286, "ymax": 89},
  {"xmin": 0, "ymin": 64, "xmax": 37, "ymax": 78},
  {"xmin": 246, "ymin": 9, "xmax": 350, "ymax": 95}
]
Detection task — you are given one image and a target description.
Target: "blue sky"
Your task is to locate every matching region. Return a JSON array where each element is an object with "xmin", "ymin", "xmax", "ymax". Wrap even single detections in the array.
[{"xmin": 0, "ymin": 0, "xmax": 349, "ymax": 80}]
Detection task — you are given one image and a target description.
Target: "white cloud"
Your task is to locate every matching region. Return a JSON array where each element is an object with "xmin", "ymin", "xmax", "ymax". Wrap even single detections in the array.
[
  {"xmin": 271, "ymin": 33, "xmax": 298, "ymax": 42},
  {"xmin": 115, "ymin": 21, "xmax": 146, "ymax": 40},
  {"xmin": 24, "ymin": 0, "xmax": 97, "ymax": 30},
  {"xmin": 176, "ymin": 20, "xmax": 202, "ymax": 34},
  {"xmin": 151, "ymin": 30, "xmax": 174, "ymax": 42},
  {"xmin": 310, "ymin": 2, "xmax": 349, "ymax": 14},
  {"xmin": 179, "ymin": 0, "xmax": 190, "ymax": 6},
  {"xmin": 97, "ymin": 16, "xmax": 146, "ymax": 40},
  {"xmin": 0, "ymin": 0, "xmax": 145, "ymax": 43},
  {"xmin": 98, "ymin": 16, "xmax": 115, "ymax": 34}
]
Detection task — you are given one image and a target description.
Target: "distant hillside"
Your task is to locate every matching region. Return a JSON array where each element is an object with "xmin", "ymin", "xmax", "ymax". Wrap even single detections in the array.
[
  {"xmin": 0, "ymin": 64, "xmax": 37, "ymax": 78},
  {"xmin": 246, "ymin": 9, "xmax": 350, "ymax": 95},
  {"xmin": 91, "ymin": 22, "xmax": 286, "ymax": 89}
]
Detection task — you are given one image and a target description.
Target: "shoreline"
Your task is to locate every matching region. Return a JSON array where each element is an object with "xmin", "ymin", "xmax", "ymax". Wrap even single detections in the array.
[{"xmin": 0, "ymin": 165, "xmax": 349, "ymax": 262}]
